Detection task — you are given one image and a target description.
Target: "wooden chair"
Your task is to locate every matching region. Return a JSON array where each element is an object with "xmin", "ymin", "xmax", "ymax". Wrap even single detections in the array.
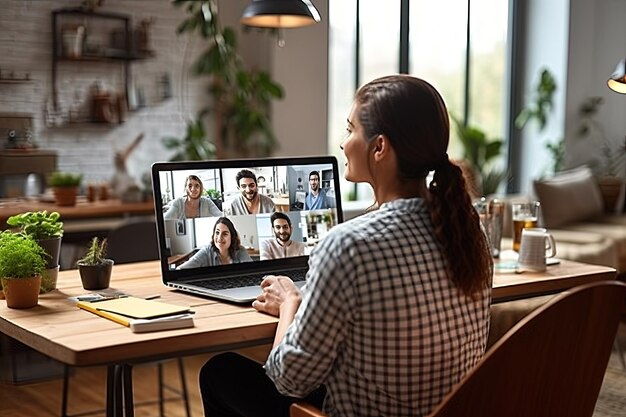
[
  {"xmin": 290, "ymin": 281, "xmax": 626, "ymax": 417},
  {"xmin": 62, "ymin": 220, "xmax": 190, "ymax": 417}
]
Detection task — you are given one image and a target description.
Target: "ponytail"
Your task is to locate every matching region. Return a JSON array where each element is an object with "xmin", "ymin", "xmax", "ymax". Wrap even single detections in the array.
[{"xmin": 428, "ymin": 160, "xmax": 492, "ymax": 297}]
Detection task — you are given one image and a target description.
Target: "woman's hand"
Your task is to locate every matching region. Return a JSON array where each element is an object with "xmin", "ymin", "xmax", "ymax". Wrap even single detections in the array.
[{"xmin": 253, "ymin": 275, "xmax": 302, "ymax": 317}]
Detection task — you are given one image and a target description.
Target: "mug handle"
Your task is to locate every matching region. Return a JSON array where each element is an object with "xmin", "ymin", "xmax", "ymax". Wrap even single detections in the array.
[{"xmin": 545, "ymin": 234, "xmax": 557, "ymax": 258}]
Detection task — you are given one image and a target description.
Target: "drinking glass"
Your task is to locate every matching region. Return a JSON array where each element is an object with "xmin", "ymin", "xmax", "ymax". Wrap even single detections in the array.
[{"xmin": 511, "ymin": 201, "xmax": 540, "ymax": 252}]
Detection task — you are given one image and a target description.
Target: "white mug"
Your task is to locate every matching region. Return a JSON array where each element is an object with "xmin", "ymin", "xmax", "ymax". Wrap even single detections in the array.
[{"xmin": 517, "ymin": 228, "xmax": 557, "ymax": 272}]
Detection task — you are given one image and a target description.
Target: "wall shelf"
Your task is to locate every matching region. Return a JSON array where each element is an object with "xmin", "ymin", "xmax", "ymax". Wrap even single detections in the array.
[{"xmin": 51, "ymin": 8, "xmax": 154, "ymax": 116}]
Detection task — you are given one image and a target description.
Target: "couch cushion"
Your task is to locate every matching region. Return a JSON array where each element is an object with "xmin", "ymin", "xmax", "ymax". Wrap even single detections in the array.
[{"xmin": 533, "ymin": 166, "xmax": 603, "ymax": 228}]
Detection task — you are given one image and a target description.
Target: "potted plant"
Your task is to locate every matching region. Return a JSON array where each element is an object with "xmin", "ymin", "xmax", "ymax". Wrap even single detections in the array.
[
  {"xmin": 0, "ymin": 231, "xmax": 47, "ymax": 308},
  {"xmin": 6, "ymin": 211, "xmax": 64, "ymax": 292},
  {"xmin": 76, "ymin": 237, "xmax": 113, "ymax": 290},
  {"xmin": 171, "ymin": 0, "xmax": 284, "ymax": 158},
  {"xmin": 48, "ymin": 171, "xmax": 83, "ymax": 206}
]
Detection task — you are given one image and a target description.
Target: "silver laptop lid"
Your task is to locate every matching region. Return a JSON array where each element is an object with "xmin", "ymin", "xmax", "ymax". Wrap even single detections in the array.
[{"xmin": 151, "ymin": 156, "xmax": 343, "ymax": 288}]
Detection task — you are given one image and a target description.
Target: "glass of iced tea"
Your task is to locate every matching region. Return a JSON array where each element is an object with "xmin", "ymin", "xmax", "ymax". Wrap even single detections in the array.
[{"xmin": 512, "ymin": 201, "xmax": 540, "ymax": 252}]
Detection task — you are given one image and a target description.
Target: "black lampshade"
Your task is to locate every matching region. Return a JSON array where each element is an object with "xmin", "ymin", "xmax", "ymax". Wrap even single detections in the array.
[
  {"xmin": 608, "ymin": 58, "xmax": 626, "ymax": 94},
  {"xmin": 241, "ymin": 0, "xmax": 321, "ymax": 28}
]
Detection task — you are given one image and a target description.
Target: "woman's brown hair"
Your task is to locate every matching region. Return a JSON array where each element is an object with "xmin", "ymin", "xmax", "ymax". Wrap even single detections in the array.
[{"xmin": 355, "ymin": 74, "xmax": 491, "ymax": 297}]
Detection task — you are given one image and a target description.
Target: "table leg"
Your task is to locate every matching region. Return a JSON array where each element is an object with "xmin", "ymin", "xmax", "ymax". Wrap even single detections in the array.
[
  {"xmin": 105, "ymin": 365, "xmax": 116, "ymax": 417},
  {"xmin": 122, "ymin": 364, "xmax": 135, "ymax": 417}
]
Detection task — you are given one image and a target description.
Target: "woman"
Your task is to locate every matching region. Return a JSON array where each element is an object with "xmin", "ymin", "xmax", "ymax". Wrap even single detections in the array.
[
  {"xmin": 177, "ymin": 217, "xmax": 252, "ymax": 269},
  {"xmin": 199, "ymin": 75, "xmax": 492, "ymax": 416},
  {"xmin": 164, "ymin": 175, "xmax": 222, "ymax": 220}
]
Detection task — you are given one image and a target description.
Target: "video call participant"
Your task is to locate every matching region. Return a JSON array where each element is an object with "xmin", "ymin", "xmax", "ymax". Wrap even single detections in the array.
[
  {"xmin": 304, "ymin": 171, "xmax": 330, "ymax": 210},
  {"xmin": 164, "ymin": 175, "xmax": 222, "ymax": 220},
  {"xmin": 178, "ymin": 217, "xmax": 252, "ymax": 268},
  {"xmin": 199, "ymin": 75, "xmax": 493, "ymax": 416},
  {"xmin": 260, "ymin": 212, "xmax": 305, "ymax": 260},
  {"xmin": 224, "ymin": 169, "xmax": 275, "ymax": 215}
]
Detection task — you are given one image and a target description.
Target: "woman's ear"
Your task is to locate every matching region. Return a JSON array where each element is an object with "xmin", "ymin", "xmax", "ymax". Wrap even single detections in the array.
[{"xmin": 372, "ymin": 134, "xmax": 390, "ymax": 162}]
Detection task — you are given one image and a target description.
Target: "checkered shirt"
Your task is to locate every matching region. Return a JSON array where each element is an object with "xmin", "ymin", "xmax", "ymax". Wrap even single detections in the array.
[{"xmin": 265, "ymin": 198, "xmax": 491, "ymax": 416}]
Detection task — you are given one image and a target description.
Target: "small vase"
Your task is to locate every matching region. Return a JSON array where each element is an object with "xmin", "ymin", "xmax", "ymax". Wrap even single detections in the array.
[
  {"xmin": 2, "ymin": 275, "xmax": 42, "ymax": 309},
  {"xmin": 40, "ymin": 266, "xmax": 60, "ymax": 294},
  {"xmin": 77, "ymin": 259, "xmax": 114, "ymax": 290}
]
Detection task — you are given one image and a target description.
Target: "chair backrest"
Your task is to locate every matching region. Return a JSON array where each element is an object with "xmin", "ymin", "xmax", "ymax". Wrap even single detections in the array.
[
  {"xmin": 106, "ymin": 219, "xmax": 159, "ymax": 264},
  {"xmin": 428, "ymin": 280, "xmax": 626, "ymax": 417}
]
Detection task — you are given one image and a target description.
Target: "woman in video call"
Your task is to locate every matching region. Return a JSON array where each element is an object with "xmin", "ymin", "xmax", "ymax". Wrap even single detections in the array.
[
  {"xmin": 177, "ymin": 217, "xmax": 252, "ymax": 268},
  {"xmin": 199, "ymin": 75, "xmax": 492, "ymax": 416},
  {"xmin": 163, "ymin": 175, "xmax": 222, "ymax": 220}
]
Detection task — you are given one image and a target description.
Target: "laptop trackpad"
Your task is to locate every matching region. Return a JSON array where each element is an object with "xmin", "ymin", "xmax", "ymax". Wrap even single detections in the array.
[{"xmin": 211, "ymin": 280, "xmax": 306, "ymax": 303}]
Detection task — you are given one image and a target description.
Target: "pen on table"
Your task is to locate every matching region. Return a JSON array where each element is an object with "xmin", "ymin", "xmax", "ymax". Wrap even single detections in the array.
[{"xmin": 144, "ymin": 295, "xmax": 161, "ymax": 300}]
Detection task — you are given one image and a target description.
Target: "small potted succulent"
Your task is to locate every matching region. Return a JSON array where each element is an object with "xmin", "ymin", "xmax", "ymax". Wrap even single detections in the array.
[
  {"xmin": 48, "ymin": 171, "xmax": 83, "ymax": 206},
  {"xmin": 6, "ymin": 211, "xmax": 63, "ymax": 292},
  {"xmin": 76, "ymin": 237, "xmax": 114, "ymax": 290},
  {"xmin": 0, "ymin": 231, "xmax": 47, "ymax": 308}
]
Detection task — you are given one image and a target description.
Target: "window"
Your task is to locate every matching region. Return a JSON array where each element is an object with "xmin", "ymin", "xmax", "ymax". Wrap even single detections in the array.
[{"xmin": 328, "ymin": 0, "xmax": 510, "ymax": 199}]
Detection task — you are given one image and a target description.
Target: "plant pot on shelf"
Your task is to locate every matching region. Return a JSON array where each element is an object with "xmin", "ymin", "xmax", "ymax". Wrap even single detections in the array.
[
  {"xmin": 77, "ymin": 259, "xmax": 113, "ymax": 290},
  {"xmin": 53, "ymin": 187, "xmax": 78, "ymax": 206},
  {"xmin": 1, "ymin": 275, "xmax": 42, "ymax": 309},
  {"xmin": 596, "ymin": 176, "xmax": 625, "ymax": 213}
]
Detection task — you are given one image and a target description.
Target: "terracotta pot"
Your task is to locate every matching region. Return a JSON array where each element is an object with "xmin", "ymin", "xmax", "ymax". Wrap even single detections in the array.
[
  {"xmin": 53, "ymin": 187, "xmax": 78, "ymax": 206},
  {"xmin": 77, "ymin": 259, "xmax": 114, "ymax": 290},
  {"xmin": 40, "ymin": 266, "xmax": 60, "ymax": 294},
  {"xmin": 1, "ymin": 275, "xmax": 42, "ymax": 309}
]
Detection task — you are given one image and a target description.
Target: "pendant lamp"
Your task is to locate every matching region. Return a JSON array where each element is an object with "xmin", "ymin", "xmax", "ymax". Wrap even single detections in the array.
[
  {"xmin": 607, "ymin": 58, "xmax": 626, "ymax": 94},
  {"xmin": 241, "ymin": 0, "xmax": 321, "ymax": 28}
]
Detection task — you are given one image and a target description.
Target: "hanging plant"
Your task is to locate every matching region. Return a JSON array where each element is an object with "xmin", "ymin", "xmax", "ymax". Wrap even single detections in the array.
[{"xmin": 171, "ymin": 0, "xmax": 284, "ymax": 159}]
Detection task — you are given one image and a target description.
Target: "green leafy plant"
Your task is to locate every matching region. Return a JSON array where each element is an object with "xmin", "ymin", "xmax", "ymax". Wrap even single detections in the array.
[
  {"xmin": 452, "ymin": 115, "xmax": 506, "ymax": 196},
  {"xmin": 163, "ymin": 116, "xmax": 216, "ymax": 161},
  {"xmin": 7, "ymin": 211, "xmax": 64, "ymax": 240},
  {"xmin": 204, "ymin": 188, "xmax": 221, "ymax": 199},
  {"xmin": 0, "ymin": 231, "xmax": 46, "ymax": 279},
  {"xmin": 172, "ymin": 0, "xmax": 284, "ymax": 158},
  {"xmin": 48, "ymin": 171, "xmax": 83, "ymax": 187},
  {"xmin": 515, "ymin": 68, "xmax": 563, "ymax": 175},
  {"xmin": 577, "ymin": 96, "xmax": 626, "ymax": 177},
  {"xmin": 515, "ymin": 68, "xmax": 557, "ymax": 131},
  {"xmin": 78, "ymin": 237, "xmax": 108, "ymax": 266}
]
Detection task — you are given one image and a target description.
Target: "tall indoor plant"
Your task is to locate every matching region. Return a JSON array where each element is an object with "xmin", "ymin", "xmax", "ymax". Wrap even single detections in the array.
[
  {"xmin": 7, "ymin": 211, "xmax": 64, "ymax": 292},
  {"xmin": 169, "ymin": 0, "xmax": 284, "ymax": 159},
  {"xmin": 0, "ymin": 231, "xmax": 46, "ymax": 308}
]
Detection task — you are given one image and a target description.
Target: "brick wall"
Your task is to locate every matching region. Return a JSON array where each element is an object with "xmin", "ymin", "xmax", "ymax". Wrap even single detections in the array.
[{"xmin": 0, "ymin": 0, "xmax": 261, "ymax": 187}]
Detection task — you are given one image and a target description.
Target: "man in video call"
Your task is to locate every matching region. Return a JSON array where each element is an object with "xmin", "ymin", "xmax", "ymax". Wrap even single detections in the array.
[
  {"xmin": 304, "ymin": 170, "xmax": 330, "ymax": 210},
  {"xmin": 224, "ymin": 169, "xmax": 276, "ymax": 215},
  {"xmin": 260, "ymin": 212, "xmax": 305, "ymax": 260}
]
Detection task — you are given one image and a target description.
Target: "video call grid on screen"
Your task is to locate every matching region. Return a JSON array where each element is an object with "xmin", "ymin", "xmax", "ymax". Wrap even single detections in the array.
[{"xmin": 152, "ymin": 158, "xmax": 342, "ymax": 276}]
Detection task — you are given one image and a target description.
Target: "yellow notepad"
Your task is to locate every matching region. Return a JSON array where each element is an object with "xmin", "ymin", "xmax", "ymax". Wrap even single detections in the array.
[{"xmin": 77, "ymin": 297, "xmax": 192, "ymax": 326}]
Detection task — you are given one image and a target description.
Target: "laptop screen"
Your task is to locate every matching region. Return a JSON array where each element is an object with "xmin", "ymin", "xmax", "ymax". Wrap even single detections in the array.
[{"xmin": 151, "ymin": 156, "xmax": 343, "ymax": 283}]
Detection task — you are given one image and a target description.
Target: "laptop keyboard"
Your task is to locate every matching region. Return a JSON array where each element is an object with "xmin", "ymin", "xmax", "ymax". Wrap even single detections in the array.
[{"xmin": 191, "ymin": 269, "xmax": 308, "ymax": 291}]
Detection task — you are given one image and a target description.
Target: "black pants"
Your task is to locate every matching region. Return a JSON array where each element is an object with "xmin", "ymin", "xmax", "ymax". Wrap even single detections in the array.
[{"xmin": 199, "ymin": 352, "xmax": 326, "ymax": 417}]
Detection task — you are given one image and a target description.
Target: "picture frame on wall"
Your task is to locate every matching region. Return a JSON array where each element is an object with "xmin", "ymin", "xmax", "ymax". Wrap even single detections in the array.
[{"xmin": 175, "ymin": 220, "xmax": 186, "ymax": 236}]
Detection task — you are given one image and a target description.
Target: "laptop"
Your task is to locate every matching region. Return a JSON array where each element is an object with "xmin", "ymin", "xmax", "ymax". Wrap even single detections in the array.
[{"xmin": 151, "ymin": 156, "xmax": 344, "ymax": 303}]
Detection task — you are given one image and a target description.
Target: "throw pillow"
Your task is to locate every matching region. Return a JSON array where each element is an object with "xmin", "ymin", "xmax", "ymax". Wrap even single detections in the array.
[{"xmin": 533, "ymin": 166, "xmax": 603, "ymax": 228}]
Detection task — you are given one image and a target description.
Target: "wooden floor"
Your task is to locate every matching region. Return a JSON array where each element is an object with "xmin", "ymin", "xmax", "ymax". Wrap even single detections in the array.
[{"xmin": 0, "ymin": 345, "xmax": 271, "ymax": 417}]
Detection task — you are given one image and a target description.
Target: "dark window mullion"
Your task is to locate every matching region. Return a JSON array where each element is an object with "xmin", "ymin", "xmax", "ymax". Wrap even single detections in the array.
[
  {"xmin": 463, "ymin": 0, "xmax": 471, "ymax": 126},
  {"xmin": 399, "ymin": 0, "xmax": 409, "ymax": 74}
]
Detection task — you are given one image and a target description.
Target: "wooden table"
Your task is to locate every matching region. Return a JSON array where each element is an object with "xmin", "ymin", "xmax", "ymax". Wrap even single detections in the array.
[
  {"xmin": 0, "ymin": 197, "xmax": 155, "ymax": 228},
  {"xmin": 0, "ymin": 259, "xmax": 616, "ymax": 416}
]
